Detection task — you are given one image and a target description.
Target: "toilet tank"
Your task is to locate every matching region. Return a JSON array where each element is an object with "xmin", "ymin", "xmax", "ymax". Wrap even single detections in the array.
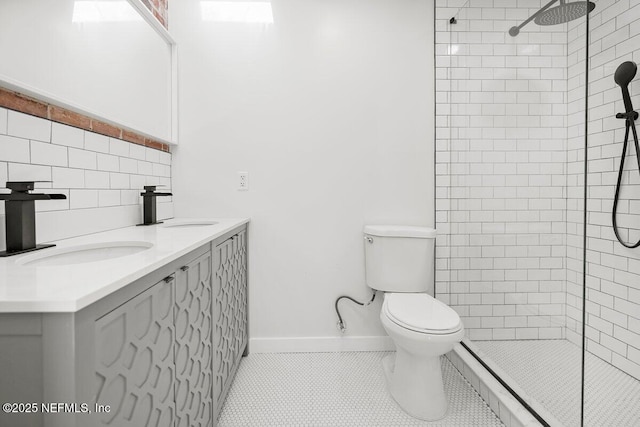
[{"xmin": 363, "ymin": 225, "xmax": 436, "ymax": 293}]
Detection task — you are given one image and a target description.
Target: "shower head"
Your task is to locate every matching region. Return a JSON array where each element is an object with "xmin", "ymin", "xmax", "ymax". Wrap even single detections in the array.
[
  {"xmin": 509, "ymin": 0, "xmax": 595, "ymax": 37},
  {"xmin": 615, "ymin": 61, "xmax": 638, "ymax": 114},
  {"xmin": 534, "ymin": 0, "xmax": 596, "ymax": 25}
]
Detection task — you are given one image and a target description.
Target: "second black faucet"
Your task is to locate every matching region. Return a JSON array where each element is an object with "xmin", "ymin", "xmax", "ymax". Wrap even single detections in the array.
[{"xmin": 139, "ymin": 185, "xmax": 172, "ymax": 226}]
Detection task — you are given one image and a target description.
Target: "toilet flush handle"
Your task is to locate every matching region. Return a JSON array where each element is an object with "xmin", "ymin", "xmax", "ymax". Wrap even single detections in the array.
[{"xmin": 364, "ymin": 236, "xmax": 374, "ymax": 243}]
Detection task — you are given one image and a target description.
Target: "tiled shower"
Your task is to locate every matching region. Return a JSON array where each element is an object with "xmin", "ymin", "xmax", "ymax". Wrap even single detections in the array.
[{"xmin": 435, "ymin": 0, "xmax": 640, "ymax": 425}]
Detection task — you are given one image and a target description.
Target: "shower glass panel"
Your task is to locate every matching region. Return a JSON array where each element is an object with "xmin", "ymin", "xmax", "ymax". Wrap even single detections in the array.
[
  {"xmin": 435, "ymin": 0, "xmax": 588, "ymax": 425},
  {"xmin": 582, "ymin": 0, "xmax": 640, "ymax": 424}
]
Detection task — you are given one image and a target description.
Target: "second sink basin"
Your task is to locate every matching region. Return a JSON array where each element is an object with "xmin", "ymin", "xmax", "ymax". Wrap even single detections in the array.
[{"xmin": 16, "ymin": 241, "xmax": 154, "ymax": 267}]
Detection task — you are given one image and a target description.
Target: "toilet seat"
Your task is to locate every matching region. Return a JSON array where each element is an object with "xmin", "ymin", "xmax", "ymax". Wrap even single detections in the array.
[{"xmin": 383, "ymin": 293, "xmax": 462, "ymax": 335}]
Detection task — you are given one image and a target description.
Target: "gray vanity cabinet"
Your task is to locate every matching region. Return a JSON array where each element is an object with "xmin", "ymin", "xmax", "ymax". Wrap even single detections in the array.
[
  {"xmin": 93, "ymin": 231, "xmax": 246, "ymax": 427},
  {"xmin": 0, "ymin": 224, "xmax": 248, "ymax": 427},
  {"xmin": 94, "ymin": 250, "xmax": 216, "ymax": 427},
  {"xmin": 94, "ymin": 275, "xmax": 177, "ymax": 427},
  {"xmin": 212, "ymin": 230, "xmax": 248, "ymax": 420}
]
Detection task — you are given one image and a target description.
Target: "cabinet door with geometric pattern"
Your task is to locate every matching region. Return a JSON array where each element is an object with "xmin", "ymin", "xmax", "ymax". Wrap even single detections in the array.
[
  {"xmin": 174, "ymin": 251, "xmax": 213, "ymax": 427},
  {"xmin": 94, "ymin": 276, "xmax": 175, "ymax": 427},
  {"xmin": 212, "ymin": 230, "xmax": 248, "ymax": 419}
]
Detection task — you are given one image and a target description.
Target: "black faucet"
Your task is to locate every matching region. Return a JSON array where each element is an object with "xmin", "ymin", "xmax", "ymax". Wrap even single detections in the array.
[
  {"xmin": 139, "ymin": 185, "xmax": 172, "ymax": 226},
  {"xmin": 0, "ymin": 181, "xmax": 67, "ymax": 257}
]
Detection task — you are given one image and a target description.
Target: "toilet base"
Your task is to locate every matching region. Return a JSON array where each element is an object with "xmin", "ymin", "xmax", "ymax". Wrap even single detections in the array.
[{"xmin": 382, "ymin": 351, "xmax": 448, "ymax": 421}]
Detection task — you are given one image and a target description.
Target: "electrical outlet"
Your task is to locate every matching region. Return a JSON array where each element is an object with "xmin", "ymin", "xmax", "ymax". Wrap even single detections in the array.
[{"xmin": 238, "ymin": 171, "xmax": 249, "ymax": 191}]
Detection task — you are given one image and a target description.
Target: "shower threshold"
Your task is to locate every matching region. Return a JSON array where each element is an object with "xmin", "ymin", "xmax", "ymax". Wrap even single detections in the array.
[
  {"xmin": 459, "ymin": 339, "xmax": 640, "ymax": 427},
  {"xmin": 449, "ymin": 338, "xmax": 562, "ymax": 427}
]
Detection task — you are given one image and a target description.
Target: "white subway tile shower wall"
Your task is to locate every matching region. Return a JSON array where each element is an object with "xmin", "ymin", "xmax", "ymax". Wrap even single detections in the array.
[
  {"xmin": 436, "ymin": 0, "xmax": 640, "ymax": 382},
  {"xmin": 0, "ymin": 109, "xmax": 173, "ymax": 250},
  {"xmin": 435, "ymin": 0, "xmax": 570, "ymax": 341},
  {"xmin": 566, "ymin": 0, "xmax": 640, "ymax": 381}
]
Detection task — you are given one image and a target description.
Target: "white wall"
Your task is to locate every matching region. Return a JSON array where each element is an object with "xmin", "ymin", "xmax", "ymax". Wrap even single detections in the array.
[{"xmin": 172, "ymin": 0, "xmax": 435, "ymax": 348}]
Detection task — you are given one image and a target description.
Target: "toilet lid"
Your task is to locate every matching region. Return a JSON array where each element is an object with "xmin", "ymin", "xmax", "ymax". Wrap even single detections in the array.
[{"xmin": 384, "ymin": 293, "xmax": 462, "ymax": 334}]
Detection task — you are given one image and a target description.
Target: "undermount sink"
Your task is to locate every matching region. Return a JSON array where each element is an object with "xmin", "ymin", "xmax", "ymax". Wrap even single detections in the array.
[
  {"xmin": 16, "ymin": 241, "xmax": 154, "ymax": 267},
  {"xmin": 162, "ymin": 220, "xmax": 219, "ymax": 228}
]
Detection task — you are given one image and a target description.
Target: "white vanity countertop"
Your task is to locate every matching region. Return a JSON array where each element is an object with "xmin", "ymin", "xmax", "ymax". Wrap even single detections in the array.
[{"xmin": 0, "ymin": 218, "xmax": 249, "ymax": 313}]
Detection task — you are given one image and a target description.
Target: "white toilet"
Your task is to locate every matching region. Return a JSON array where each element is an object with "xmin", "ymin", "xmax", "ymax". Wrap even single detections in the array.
[{"xmin": 364, "ymin": 225, "xmax": 464, "ymax": 421}]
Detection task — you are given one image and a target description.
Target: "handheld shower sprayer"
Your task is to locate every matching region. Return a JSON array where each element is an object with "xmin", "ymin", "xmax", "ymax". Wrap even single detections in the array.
[
  {"xmin": 612, "ymin": 61, "xmax": 640, "ymax": 248},
  {"xmin": 615, "ymin": 61, "xmax": 639, "ymax": 119}
]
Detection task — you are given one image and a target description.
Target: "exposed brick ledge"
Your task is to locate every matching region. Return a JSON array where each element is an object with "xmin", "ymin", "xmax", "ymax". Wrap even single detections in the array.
[
  {"xmin": 0, "ymin": 87, "xmax": 170, "ymax": 153},
  {"xmin": 142, "ymin": 0, "xmax": 168, "ymax": 29}
]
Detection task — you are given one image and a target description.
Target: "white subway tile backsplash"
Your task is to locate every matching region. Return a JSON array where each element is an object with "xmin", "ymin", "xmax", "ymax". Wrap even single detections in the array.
[
  {"xmin": 96, "ymin": 153, "xmax": 120, "ymax": 172},
  {"xmin": 0, "ymin": 108, "xmax": 8, "ymax": 134},
  {"xmin": 84, "ymin": 132, "xmax": 110, "ymax": 153},
  {"xmin": 156, "ymin": 199, "xmax": 174, "ymax": 221},
  {"xmin": 85, "ymin": 170, "xmax": 110, "ymax": 189},
  {"xmin": 0, "ymin": 162, "xmax": 7, "ymax": 188},
  {"xmin": 8, "ymin": 163, "xmax": 51, "ymax": 181},
  {"xmin": 68, "ymin": 148, "xmax": 97, "ymax": 170},
  {"xmin": 98, "ymin": 189, "xmax": 120, "ymax": 207},
  {"xmin": 51, "ymin": 123, "xmax": 84, "ymax": 149},
  {"xmin": 145, "ymin": 147, "xmax": 160, "ymax": 163},
  {"xmin": 137, "ymin": 161, "xmax": 153, "ymax": 176},
  {"xmin": 152, "ymin": 163, "xmax": 170, "ymax": 177},
  {"xmin": 129, "ymin": 144, "xmax": 146, "ymax": 160},
  {"xmin": 145, "ymin": 176, "xmax": 160, "ymax": 186},
  {"xmin": 159, "ymin": 151, "xmax": 171, "ymax": 165},
  {"xmin": 109, "ymin": 138, "xmax": 130, "ymax": 157},
  {"xmin": 120, "ymin": 157, "xmax": 137, "ymax": 174},
  {"xmin": 130, "ymin": 174, "xmax": 146, "ymax": 190},
  {"xmin": 120, "ymin": 189, "xmax": 139, "ymax": 206},
  {"xmin": 0, "ymin": 110, "xmax": 171, "ymax": 244},
  {"xmin": 69, "ymin": 189, "xmax": 99, "ymax": 209},
  {"xmin": 110, "ymin": 172, "xmax": 130, "ymax": 189},
  {"xmin": 0, "ymin": 134, "xmax": 30, "ymax": 163},
  {"xmin": 52, "ymin": 167, "xmax": 85, "ymax": 189},
  {"xmin": 7, "ymin": 111, "xmax": 51, "ymax": 142},
  {"xmin": 30, "ymin": 140, "xmax": 68, "ymax": 167},
  {"xmin": 159, "ymin": 177, "xmax": 171, "ymax": 188}
]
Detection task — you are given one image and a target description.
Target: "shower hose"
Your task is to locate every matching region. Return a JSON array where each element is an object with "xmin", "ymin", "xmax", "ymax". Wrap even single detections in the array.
[{"xmin": 612, "ymin": 109, "xmax": 640, "ymax": 248}]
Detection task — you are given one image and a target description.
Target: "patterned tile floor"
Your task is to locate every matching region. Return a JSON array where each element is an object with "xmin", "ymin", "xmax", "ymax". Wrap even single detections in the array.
[
  {"xmin": 475, "ymin": 339, "xmax": 640, "ymax": 427},
  {"xmin": 218, "ymin": 352, "xmax": 504, "ymax": 426}
]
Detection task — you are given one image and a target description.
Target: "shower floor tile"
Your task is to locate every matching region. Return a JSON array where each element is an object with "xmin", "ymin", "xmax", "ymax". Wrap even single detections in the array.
[
  {"xmin": 218, "ymin": 351, "xmax": 504, "ymax": 426},
  {"xmin": 475, "ymin": 339, "xmax": 640, "ymax": 427}
]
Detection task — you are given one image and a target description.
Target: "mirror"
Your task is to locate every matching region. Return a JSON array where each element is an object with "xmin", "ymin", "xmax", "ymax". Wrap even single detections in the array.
[{"xmin": 0, "ymin": 0, "xmax": 175, "ymax": 143}]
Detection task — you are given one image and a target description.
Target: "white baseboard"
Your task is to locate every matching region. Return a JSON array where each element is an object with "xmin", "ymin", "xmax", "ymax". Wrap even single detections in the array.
[{"xmin": 249, "ymin": 335, "xmax": 395, "ymax": 353}]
